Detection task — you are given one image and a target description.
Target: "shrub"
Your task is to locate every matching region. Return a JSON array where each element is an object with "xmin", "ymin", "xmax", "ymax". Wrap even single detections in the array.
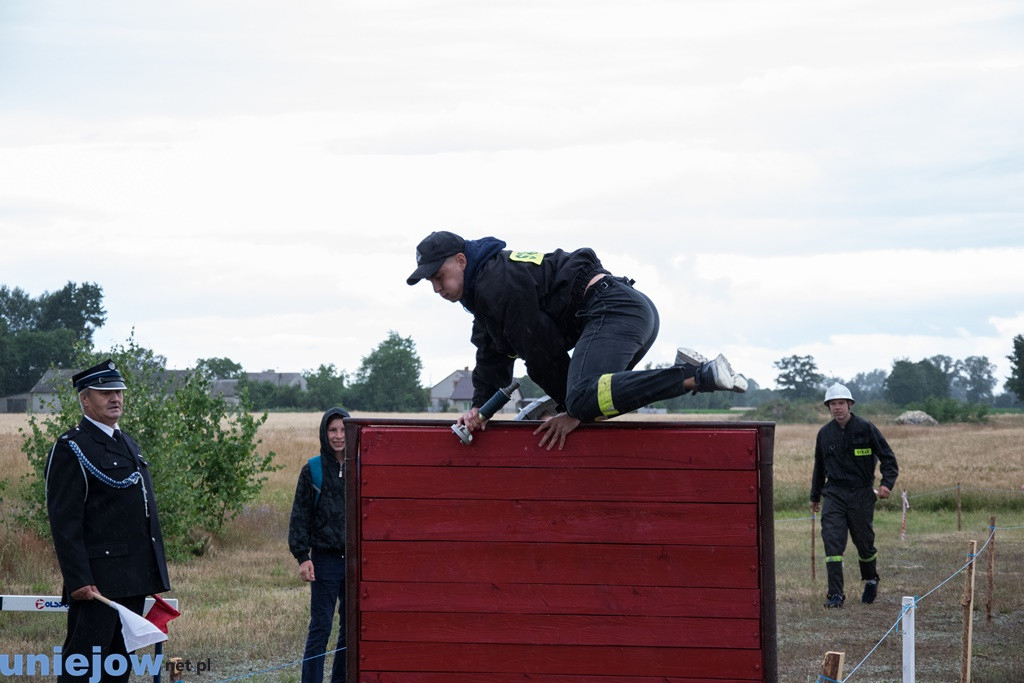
[
  {"xmin": 914, "ymin": 397, "xmax": 990, "ymax": 424},
  {"xmin": 17, "ymin": 337, "xmax": 279, "ymax": 560}
]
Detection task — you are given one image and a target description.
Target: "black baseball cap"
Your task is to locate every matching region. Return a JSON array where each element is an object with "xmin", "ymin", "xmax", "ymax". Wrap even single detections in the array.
[
  {"xmin": 72, "ymin": 359, "xmax": 127, "ymax": 392},
  {"xmin": 406, "ymin": 231, "xmax": 465, "ymax": 285}
]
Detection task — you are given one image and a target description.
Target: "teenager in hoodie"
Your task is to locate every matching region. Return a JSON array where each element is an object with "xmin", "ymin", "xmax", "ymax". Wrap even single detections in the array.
[
  {"xmin": 407, "ymin": 231, "xmax": 748, "ymax": 450},
  {"xmin": 288, "ymin": 407, "xmax": 349, "ymax": 683}
]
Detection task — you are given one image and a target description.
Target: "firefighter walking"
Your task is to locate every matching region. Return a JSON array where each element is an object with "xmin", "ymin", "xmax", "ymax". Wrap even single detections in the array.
[{"xmin": 810, "ymin": 383, "xmax": 899, "ymax": 608}]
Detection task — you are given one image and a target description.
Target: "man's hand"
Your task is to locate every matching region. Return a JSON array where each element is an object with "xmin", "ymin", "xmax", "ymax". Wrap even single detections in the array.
[
  {"xmin": 810, "ymin": 501, "xmax": 820, "ymax": 514},
  {"xmin": 298, "ymin": 559, "xmax": 315, "ymax": 583},
  {"xmin": 457, "ymin": 407, "xmax": 487, "ymax": 435},
  {"xmin": 878, "ymin": 485, "xmax": 892, "ymax": 500},
  {"xmin": 533, "ymin": 413, "xmax": 581, "ymax": 451},
  {"xmin": 70, "ymin": 584, "xmax": 99, "ymax": 601}
]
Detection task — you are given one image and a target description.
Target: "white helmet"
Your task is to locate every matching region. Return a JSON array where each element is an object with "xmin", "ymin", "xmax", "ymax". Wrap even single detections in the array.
[{"xmin": 823, "ymin": 382, "xmax": 855, "ymax": 405}]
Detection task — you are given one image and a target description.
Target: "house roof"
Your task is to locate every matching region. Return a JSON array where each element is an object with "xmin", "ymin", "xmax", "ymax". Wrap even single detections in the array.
[
  {"xmin": 450, "ymin": 375, "xmax": 475, "ymax": 401},
  {"xmin": 30, "ymin": 368, "xmax": 76, "ymax": 393}
]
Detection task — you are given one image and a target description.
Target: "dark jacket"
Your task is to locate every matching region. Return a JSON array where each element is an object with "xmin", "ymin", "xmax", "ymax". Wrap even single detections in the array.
[
  {"xmin": 45, "ymin": 418, "xmax": 170, "ymax": 600},
  {"xmin": 460, "ymin": 241, "xmax": 609, "ymax": 410},
  {"xmin": 288, "ymin": 407, "xmax": 348, "ymax": 563},
  {"xmin": 810, "ymin": 413, "xmax": 899, "ymax": 502}
]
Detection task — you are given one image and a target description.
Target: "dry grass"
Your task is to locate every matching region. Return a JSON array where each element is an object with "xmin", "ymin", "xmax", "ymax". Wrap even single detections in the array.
[{"xmin": 3, "ymin": 411, "xmax": 1024, "ymax": 681}]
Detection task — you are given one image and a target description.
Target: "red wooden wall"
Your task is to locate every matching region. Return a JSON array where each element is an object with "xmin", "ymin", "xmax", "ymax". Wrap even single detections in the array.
[{"xmin": 346, "ymin": 419, "xmax": 776, "ymax": 682}]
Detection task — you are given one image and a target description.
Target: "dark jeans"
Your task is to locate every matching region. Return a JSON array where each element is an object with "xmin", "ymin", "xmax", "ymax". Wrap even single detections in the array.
[
  {"xmin": 302, "ymin": 549, "xmax": 346, "ymax": 683},
  {"xmin": 60, "ymin": 595, "xmax": 146, "ymax": 683},
  {"xmin": 566, "ymin": 276, "xmax": 686, "ymax": 421}
]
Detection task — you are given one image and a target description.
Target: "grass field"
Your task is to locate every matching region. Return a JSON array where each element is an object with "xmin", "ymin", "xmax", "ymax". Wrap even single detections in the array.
[{"xmin": 2, "ymin": 411, "xmax": 1023, "ymax": 682}]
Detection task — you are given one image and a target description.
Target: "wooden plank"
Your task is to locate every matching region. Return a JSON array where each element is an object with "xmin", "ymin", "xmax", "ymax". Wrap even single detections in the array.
[
  {"xmin": 362, "ymin": 499, "xmax": 757, "ymax": 546},
  {"xmin": 360, "ymin": 541, "xmax": 760, "ymax": 588},
  {"xmin": 358, "ymin": 642, "xmax": 766, "ymax": 679},
  {"xmin": 361, "ymin": 465, "xmax": 759, "ymax": 502},
  {"xmin": 359, "ymin": 581, "xmax": 761, "ymax": 618},
  {"xmin": 359, "ymin": 425, "xmax": 758, "ymax": 470},
  {"xmin": 361, "ymin": 611, "xmax": 761, "ymax": 649},
  {"xmin": 363, "ymin": 675, "xmax": 756, "ymax": 683}
]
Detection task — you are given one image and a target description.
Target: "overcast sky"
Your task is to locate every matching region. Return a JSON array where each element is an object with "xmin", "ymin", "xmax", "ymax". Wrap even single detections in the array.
[{"xmin": 2, "ymin": 0, "xmax": 1022, "ymax": 393}]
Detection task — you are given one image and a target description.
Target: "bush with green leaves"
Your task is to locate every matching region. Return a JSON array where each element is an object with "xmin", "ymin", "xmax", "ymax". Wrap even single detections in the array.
[
  {"xmin": 913, "ymin": 396, "xmax": 990, "ymax": 424},
  {"xmin": 18, "ymin": 338, "xmax": 279, "ymax": 560}
]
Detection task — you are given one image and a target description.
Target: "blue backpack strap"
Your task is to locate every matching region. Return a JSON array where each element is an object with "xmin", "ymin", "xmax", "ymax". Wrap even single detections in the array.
[{"xmin": 308, "ymin": 455, "xmax": 322, "ymax": 508}]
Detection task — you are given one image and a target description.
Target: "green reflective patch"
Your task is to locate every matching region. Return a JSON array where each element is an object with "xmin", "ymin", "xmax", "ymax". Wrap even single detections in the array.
[
  {"xmin": 597, "ymin": 374, "xmax": 619, "ymax": 417},
  {"xmin": 854, "ymin": 448, "xmax": 872, "ymax": 456},
  {"xmin": 510, "ymin": 251, "xmax": 544, "ymax": 265}
]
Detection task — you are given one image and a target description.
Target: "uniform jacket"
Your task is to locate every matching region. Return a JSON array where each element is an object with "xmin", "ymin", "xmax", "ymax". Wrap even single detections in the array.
[
  {"xmin": 288, "ymin": 408, "xmax": 347, "ymax": 563},
  {"xmin": 810, "ymin": 413, "xmax": 899, "ymax": 502},
  {"xmin": 45, "ymin": 418, "xmax": 170, "ymax": 600},
  {"xmin": 461, "ymin": 242, "xmax": 609, "ymax": 410}
]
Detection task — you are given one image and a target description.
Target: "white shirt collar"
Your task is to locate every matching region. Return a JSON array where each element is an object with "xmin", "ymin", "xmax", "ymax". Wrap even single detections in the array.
[{"xmin": 83, "ymin": 414, "xmax": 119, "ymax": 438}]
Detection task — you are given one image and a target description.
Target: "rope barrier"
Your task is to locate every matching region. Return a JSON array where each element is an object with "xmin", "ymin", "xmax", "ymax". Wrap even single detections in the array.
[{"xmin": 832, "ymin": 526, "xmax": 1000, "ymax": 682}]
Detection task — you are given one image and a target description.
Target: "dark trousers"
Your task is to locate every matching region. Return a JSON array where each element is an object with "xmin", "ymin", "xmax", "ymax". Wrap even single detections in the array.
[
  {"xmin": 566, "ymin": 276, "xmax": 686, "ymax": 421},
  {"xmin": 302, "ymin": 549, "xmax": 346, "ymax": 683},
  {"xmin": 60, "ymin": 595, "xmax": 146, "ymax": 683},
  {"xmin": 821, "ymin": 485, "xmax": 879, "ymax": 597}
]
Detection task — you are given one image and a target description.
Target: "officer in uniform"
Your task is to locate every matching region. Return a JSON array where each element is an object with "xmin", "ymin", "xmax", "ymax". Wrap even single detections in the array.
[
  {"xmin": 810, "ymin": 382, "xmax": 898, "ymax": 608},
  {"xmin": 45, "ymin": 359, "xmax": 170, "ymax": 682}
]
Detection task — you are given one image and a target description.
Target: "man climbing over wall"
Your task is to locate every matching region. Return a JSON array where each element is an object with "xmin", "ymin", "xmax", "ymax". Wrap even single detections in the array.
[{"xmin": 406, "ymin": 230, "xmax": 747, "ymax": 450}]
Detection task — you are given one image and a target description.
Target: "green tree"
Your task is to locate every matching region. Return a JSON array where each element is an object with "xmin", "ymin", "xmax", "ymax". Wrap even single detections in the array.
[
  {"xmin": 0, "ymin": 282, "xmax": 106, "ymax": 395},
  {"xmin": 953, "ymin": 356, "xmax": 996, "ymax": 404},
  {"xmin": 18, "ymin": 337, "xmax": 278, "ymax": 559},
  {"xmin": 848, "ymin": 369, "xmax": 887, "ymax": 402},
  {"xmin": 347, "ymin": 331, "xmax": 426, "ymax": 411},
  {"xmin": 195, "ymin": 356, "xmax": 244, "ymax": 379},
  {"xmin": 884, "ymin": 358, "xmax": 949, "ymax": 405},
  {"xmin": 1006, "ymin": 334, "xmax": 1024, "ymax": 404},
  {"xmin": 303, "ymin": 363, "xmax": 348, "ymax": 411},
  {"xmin": 773, "ymin": 355, "xmax": 824, "ymax": 401},
  {"xmin": 35, "ymin": 282, "xmax": 106, "ymax": 343}
]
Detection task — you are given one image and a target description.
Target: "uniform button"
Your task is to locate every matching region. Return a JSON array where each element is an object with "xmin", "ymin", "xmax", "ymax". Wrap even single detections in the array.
[
  {"xmin": 105, "ymin": 551, "xmax": 110, "ymax": 555},
  {"xmin": 113, "ymin": 461, "xmax": 118, "ymax": 466}
]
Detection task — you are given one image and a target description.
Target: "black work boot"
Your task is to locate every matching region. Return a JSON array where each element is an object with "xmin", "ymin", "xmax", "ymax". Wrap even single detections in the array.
[
  {"xmin": 824, "ymin": 593, "xmax": 846, "ymax": 608},
  {"xmin": 862, "ymin": 577, "xmax": 879, "ymax": 604}
]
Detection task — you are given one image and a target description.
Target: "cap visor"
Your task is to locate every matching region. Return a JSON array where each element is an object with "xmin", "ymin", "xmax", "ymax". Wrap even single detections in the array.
[{"xmin": 407, "ymin": 259, "xmax": 444, "ymax": 285}]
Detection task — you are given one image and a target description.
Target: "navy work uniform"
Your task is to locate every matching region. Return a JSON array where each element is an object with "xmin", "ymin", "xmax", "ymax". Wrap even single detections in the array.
[{"xmin": 45, "ymin": 360, "xmax": 170, "ymax": 682}]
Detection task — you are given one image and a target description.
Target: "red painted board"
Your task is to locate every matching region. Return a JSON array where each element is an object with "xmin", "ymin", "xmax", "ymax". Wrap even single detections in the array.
[
  {"xmin": 359, "ymin": 581, "xmax": 761, "ymax": 619},
  {"xmin": 357, "ymin": 642, "xmax": 765, "ymax": 679},
  {"xmin": 358, "ymin": 425, "xmax": 758, "ymax": 470},
  {"xmin": 361, "ymin": 499, "xmax": 757, "ymax": 546},
  {"xmin": 362, "ymin": 676, "xmax": 757, "ymax": 683},
  {"xmin": 361, "ymin": 611, "xmax": 760, "ymax": 649},
  {"xmin": 360, "ymin": 541, "xmax": 760, "ymax": 588},
  {"xmin": 361, "ymin": 465, "xmax": 759, "ymax": 503}
]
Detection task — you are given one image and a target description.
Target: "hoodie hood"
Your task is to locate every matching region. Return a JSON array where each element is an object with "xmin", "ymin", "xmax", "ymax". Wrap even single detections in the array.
[
  {"xmin": 319, "ymin": 407, "xmax": 350, "ymax": 459},
  {"xmin": 459, "ymin": 236, "xmax": 507, "ymax": 313}
]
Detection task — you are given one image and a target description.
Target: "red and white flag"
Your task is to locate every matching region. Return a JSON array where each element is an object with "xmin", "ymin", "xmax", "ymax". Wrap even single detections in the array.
[{"xmin": 144, "ymin": 594, "xmax": 181, "ymax": 633}]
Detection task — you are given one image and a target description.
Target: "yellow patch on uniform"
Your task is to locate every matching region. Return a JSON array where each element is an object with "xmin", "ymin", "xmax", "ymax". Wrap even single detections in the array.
[
  {"xmin": 854, "ymin": 448, "xmax": 872, "ymax": 456},
  {"xmin": 597, "ymin": 374, "xmax": 619, "ymax": 417},
  {"xmin": 509, "ymin": 251, "xmax": 544, "ymax": 265}
]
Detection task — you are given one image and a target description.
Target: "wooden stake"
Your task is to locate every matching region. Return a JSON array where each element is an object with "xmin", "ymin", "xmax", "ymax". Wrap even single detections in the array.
[
  {"xmin": 811, "ymin": 513, "xmax": 817, "ymax": 580},
  {"xmin": 986, "ymin": 516, "xmax": 995, "ymax": 625},
  {"xmin": 961, "ymin": 539, "xmax": 977, "ymax": 683},
  {"xmin": 820, "ymin": 651, "xmax": 845, "ymax": 682},
  {"xmin": 956, "ymin": 483, "xmax": 962, "ymax": 531}
]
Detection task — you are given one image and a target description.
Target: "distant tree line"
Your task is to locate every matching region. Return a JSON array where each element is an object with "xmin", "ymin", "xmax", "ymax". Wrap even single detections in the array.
[{"xmin": 4, "ymin": 282, "xmax": 1024, "ymax": 418}]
